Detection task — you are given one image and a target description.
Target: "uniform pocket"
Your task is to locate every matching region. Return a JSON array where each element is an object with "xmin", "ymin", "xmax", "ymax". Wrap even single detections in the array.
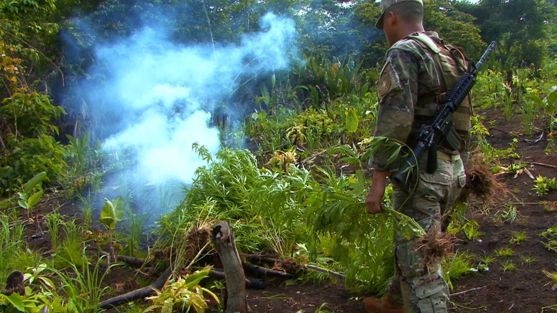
[
  {"xmin": 457, "ymin": 174, "xmax": 466, "ymax": 189},
  {"xmin": 416, "ymin": 173, "xmax": 449, "ymax": 202}
]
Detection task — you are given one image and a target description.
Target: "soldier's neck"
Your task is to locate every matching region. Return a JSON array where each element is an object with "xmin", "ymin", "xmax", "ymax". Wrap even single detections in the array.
[{"xmin": 390, "ymin": 24, "xmax": 425, "ymax": 46}]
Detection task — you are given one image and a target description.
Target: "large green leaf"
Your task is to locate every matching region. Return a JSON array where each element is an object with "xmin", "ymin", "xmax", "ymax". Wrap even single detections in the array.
[
  {"xmin": 100, "ymin": 199, "xmax": 117, "ymax": 230},
  {"xmin": 27, "ymin": 190, "xmax": 44, "ymax": 209},
  {"xmin": 345, "ymin": 108, "xmax": 359, "ymax": 133},
  {"xmin": 22, "ymin": 172, "xmax": 47, "ymax": 194},
  {"xmin": 0, "ymin": 293, "xmax": 26, "ymax": 312}
]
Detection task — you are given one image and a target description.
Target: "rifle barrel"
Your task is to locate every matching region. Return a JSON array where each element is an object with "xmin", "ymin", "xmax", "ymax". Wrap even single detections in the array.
[{"xmin": 475, "ymin": 41, "xmax": 496, "ymax": 72}]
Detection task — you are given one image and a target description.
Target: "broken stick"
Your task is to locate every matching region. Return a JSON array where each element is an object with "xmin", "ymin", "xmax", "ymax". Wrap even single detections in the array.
[{"xmin": 212, "ymin": 221, "xmax": 247, "ymax": 313}]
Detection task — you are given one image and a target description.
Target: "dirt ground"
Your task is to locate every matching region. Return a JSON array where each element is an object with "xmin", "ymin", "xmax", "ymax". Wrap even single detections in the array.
[{"xmin": 445, "ymin": 113, "xmax": 557, "ymax": 313}]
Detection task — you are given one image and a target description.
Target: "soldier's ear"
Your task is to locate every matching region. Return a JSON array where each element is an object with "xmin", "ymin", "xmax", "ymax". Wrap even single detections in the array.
[{"xmin": 385, "ymin": 11, "xmax": 398, "ymax": 28}]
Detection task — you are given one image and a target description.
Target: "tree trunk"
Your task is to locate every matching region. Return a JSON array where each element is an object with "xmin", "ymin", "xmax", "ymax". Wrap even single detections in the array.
[{"xmin": 211, "ymin": 221, "xmax": 247, "ymax": 313}]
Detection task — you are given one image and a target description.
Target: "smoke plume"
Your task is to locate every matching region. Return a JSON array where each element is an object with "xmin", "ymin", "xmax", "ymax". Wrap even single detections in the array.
[{"xmin": 68, "ymin": 12, "xmax": 299, "ymax": 218}]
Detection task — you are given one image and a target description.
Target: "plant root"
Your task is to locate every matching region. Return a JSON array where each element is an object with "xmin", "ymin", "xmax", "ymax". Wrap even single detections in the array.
[
  {"xmin": 417, "ymin": 224, "xmax": 455, "ymax": 269},
  {"xmin": 460, "ymin": 156, "xmax": 507, "ymax": 203}
]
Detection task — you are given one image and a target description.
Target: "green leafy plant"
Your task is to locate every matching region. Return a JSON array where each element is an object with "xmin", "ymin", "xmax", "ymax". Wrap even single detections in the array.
[
  {"xmin": 533, "ymin": 175, "xmax": 557, "ymax": 196},
  {"xmin": 521, "ymin": 255, "xmax": 536, "ymax": 265},
  {"xmin": 52, "ymin": 250, "xmax": 115, "ymax": 313},
  {"xmin": 501, "ymin": 260, "xmax": 516, "ymax": 272},
  {"xmin": 443, "ymin": 252, "xmax": 475, "ymax": 290},
  {"xmin": 495, "ymin": 247, "xmax": 515, "ymax": 258},
  {"xmin": 542, "ymin": 270, "xmax": 557, "ymax": 287},
  {"xmin": 54, "ymin": 219, "xmax": 87, "ymax": 268},
  {"xmin": 506, "ymin": 161, "xmax": 527, "ymax": 175},
  {"xmin": 498, "ymin": 204, "xmax": 518, "ymax": 224},
  {"xmin": 16, "ymin": 172, "xmax": 47, "ymax": 218},
  {"xmin": 540, "ymin": 225, "xmax": 557, "ymax": 253},
  {"xmin": 477, "ymin": 255, "xmax": 495, "ymax": 272},
  {"xmin": 0, "ymin": 92, "xmax": 67, "ymax": 195},
  {"xmin": 461, "ymin": 219, "xmax": 482, "ymax": 240},
  {"xmin": 0, "ymin": 291, "xmax": 51, "ymax": 313},
  {"xmin": 24, "ymin": 264, "xmax": 55, "ymax": 291},
  {"xmin": 145, "ymin": 268, "xmax": 219, "ymax": 313},
  {"xmin": 122, "ymin": 210, "xmax": 146, "ymax": 258},
  {"xmin": 509, "ymin": 231, "xmax": 527, "ymax": 245},
  {"xmin": 0, "ymin": 214, "xmax": 25, "ymax": 283},
  {"xmin": 78, "ymin": 193, "xmax": 94, "ymax": 231}
]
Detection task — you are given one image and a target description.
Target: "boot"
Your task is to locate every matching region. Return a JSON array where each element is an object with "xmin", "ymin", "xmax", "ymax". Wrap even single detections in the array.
[{"xmin": 363, "ymin": 296, "xmax": 405, "ymax": 313}]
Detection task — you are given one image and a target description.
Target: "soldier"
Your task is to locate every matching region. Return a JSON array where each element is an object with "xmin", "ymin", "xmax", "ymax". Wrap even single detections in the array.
[{"xmin": 364, "ymin": 0, "xmax": 472, "ymax": 312}]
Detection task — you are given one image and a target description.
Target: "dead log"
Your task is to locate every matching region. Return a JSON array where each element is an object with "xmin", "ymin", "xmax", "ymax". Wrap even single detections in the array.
[
  {"xmin": 100, "ymin": 267, "xmax": 171, "ymax": 309},
  {"xmin": 211, "ymin": 221, "xmax": 247, "ymax": 313}
]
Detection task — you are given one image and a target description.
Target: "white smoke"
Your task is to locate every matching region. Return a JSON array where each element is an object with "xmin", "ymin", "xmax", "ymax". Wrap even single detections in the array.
[{"xmin": 75, "ymin": 13, "xmax": 298, "ymax": 216}]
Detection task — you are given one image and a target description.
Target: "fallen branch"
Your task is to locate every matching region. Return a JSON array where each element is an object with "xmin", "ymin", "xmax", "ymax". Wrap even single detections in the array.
[
  {"xmin": 305, "ymin": 264, "xmax": 345, "ymax": 281},
  {"xmin": 100, "ymin": 267, "xmax": 171, "ymax": 309},
  {"xmin": 531, "ymin": 162, "xmax": 557, "ymax": 169},
  {"xmin": 244, "ymin": 262, "xmax": 293, "ymax": 279},
  {"xmin": 243, "ymin": 254, "xmax": 345, "ymax": 281},
  {"xmin": 450, "ymin": 285, "xmax": 487, "ymax": 297}
]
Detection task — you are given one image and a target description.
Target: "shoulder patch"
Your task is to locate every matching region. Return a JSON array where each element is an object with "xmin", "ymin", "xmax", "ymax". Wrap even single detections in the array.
[{"xmin": 377, "ymin": 60, "xmax": 402, "ymax": 99}]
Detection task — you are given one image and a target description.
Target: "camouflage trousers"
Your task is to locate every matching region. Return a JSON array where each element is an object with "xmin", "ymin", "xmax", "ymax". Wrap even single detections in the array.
[{"xmin": 389, "ymin": 151, "xmax": 466, "ymax": 313}]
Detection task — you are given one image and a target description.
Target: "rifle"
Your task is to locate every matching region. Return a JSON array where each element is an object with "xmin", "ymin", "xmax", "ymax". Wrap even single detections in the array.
[{"xmin": 391, "ymin": 41, "xmax": 496, "ymax": 187}]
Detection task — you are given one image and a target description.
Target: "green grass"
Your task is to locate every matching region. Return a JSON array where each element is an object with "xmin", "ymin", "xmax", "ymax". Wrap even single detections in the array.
[
  {"xmin": 443, "ymin": 252, "xmax": 476, "ymax": 290},
  {"xmin": 52, "ymin": 250, "xmax": 116, "ymax": 313},
  {"xmin": 46, "ymin": 212, "xmax": 62, "ymax": 251}
]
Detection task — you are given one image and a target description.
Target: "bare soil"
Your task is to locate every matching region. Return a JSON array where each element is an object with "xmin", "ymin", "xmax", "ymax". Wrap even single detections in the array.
[{"xmin": 447, "ymin": 111, "xmax": 557, "ymax": 313}]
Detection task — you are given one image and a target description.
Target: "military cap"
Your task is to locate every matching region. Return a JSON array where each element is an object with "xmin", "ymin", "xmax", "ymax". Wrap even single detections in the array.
[{"xmin": 376, "ymin": 0, "xmax": 423, "ymax": 29}]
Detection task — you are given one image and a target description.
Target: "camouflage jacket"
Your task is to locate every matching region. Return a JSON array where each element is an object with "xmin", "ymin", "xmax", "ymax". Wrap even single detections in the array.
[{"xmin": 370, "ymin": 31, "xmax": 470, "ymax": 172}]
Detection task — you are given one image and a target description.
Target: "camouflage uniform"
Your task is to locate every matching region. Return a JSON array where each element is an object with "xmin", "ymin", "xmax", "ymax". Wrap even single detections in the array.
[{"xmin": 371, "ymin": 32, "xmax": 470, "ymax": 313}]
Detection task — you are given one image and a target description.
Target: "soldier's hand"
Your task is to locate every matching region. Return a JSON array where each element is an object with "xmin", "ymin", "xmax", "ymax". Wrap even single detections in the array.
[{"xmin": 366, "ymin": 170, "xmax": 389, "ymax": 214}]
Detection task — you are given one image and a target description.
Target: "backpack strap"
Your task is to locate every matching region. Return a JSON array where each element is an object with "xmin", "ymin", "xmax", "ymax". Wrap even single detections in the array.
[{"xmin": 407, "ymin": 33, "xmax": 441, "ymax": 55}]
